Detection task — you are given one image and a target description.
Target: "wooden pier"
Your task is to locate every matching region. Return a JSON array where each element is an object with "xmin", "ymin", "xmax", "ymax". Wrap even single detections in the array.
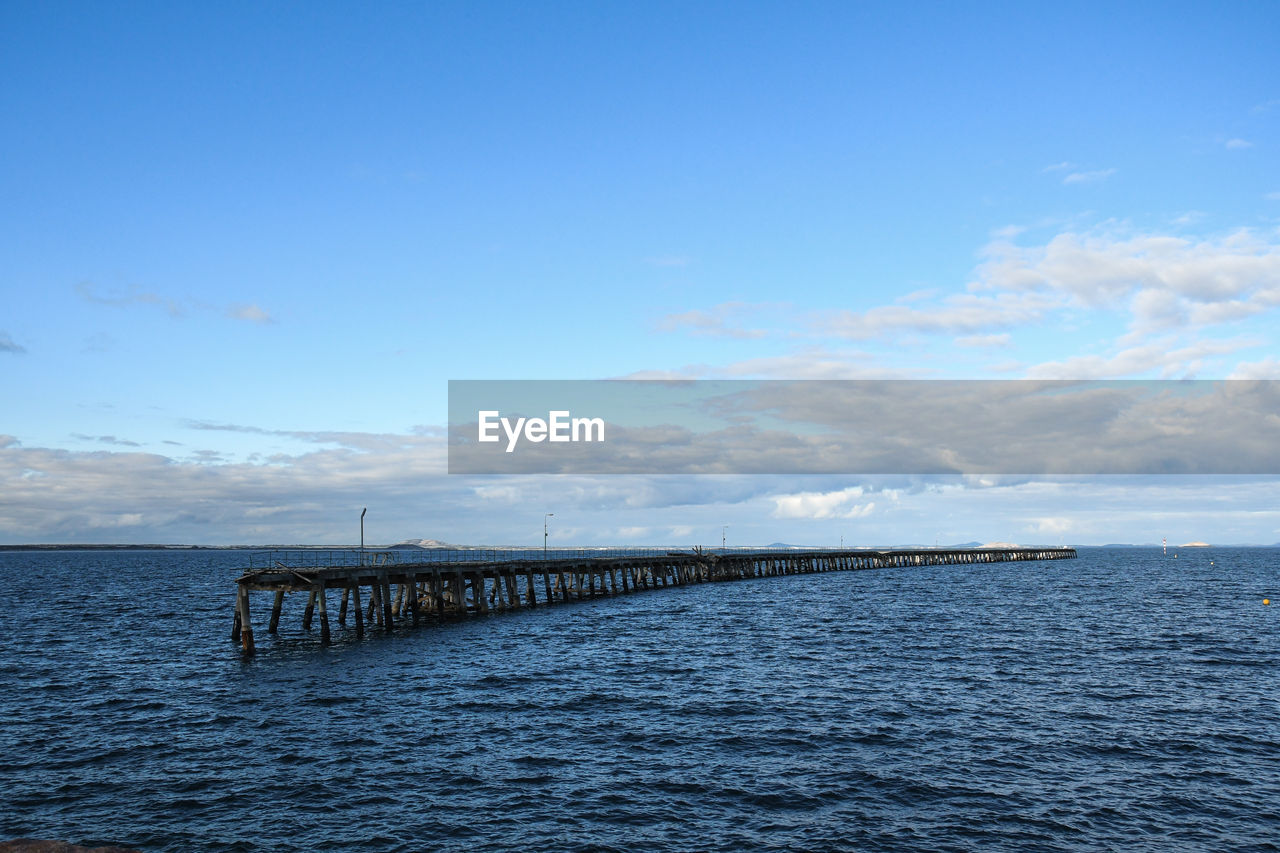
[{"xmin": 231, "ymin": 546, "xmax": 1076, "ymax": 653}]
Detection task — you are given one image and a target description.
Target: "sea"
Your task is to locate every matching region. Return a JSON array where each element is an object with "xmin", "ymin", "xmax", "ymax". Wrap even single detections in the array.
[{"xmin": 0, "ymin": 546, "xmax": 1276, "ymax": 852}]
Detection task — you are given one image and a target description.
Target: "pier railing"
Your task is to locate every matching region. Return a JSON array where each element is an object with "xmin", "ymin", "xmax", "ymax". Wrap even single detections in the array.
[{"xmin": 246, "ymin": 545, "xmax": 809, "ymax": 570}]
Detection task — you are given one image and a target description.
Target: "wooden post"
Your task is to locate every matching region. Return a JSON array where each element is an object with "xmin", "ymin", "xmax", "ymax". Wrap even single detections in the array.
[
  {"xmin": 338, "ymin": 587, "xmax": 349, "ymax": 625},
  {"xmin": 492, "ymin": 572, "xmax": 505, "ymax": 611},
  {"xmin": 526, "ymin": 570, "xmax": 537, "ymax": 606},
  {"xmin": 236, "ymin": 584, "xmax": 255, "ymax": 654},
  {"xmin": 231, "ymin": 598, "xmax": 241, "ymax": 642},
  {"xmin": 543, "ymin": 567, "xmax": 553, "ymax": 604},
  {"xmin": 315, "ymin": 583, "xmax": 331, "ymax": 645},
  {"xmin": 303, "ymin": 589, "xmax": 316, "ymax": 631},
  {"xmin": 269, "ymin": 589, "xmax": 284, "ymax": 635},
  {"xmin": 351, "ymin": 581, "xmax": 364, "ymax": 639},
  {"xmin": 369, "ymin": 577, "xmax": 381, "ymax": 625},
  {"xmin": 407, "ymin": 573, "xmax": 420, "ymax": 625},
  {"xmin": 380, "ymin": 575, "xmax": 394, "ymax": 632},
  {"xmin": 453, "ymin": 572, "xmax": 465, "ymax": 613}
]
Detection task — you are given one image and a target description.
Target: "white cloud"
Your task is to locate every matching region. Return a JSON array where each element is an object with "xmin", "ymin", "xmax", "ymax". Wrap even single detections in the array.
[
  {"xmin": 1228, "ymin": 357, "xmax": 1280, "ymax": 379},
  {"xmin": 227, "ymin": 303, "xmax": 274, "ymax": 324},
  {"xmin": 1225, "ymin": 138, "xmax": 1254, "ymax": 150},
  {"xmin": 1031, "ymin": 516, "xmax": 1074, "ymax": 535},
  {"xmin": 1024, "ymin": 337, "xmax": 1253, "ymax": 379},
  {"xmin": 772, "ymin": 486, "xmax": 875, "ymax": 520},
  {"xmin": 77, "ymin": 282, "xmax": 183, "ymax": 317},
  {"xmin": 622, "ymin": 348, "xmax": 908, "ymax": 380},
  {"xmin": 642, "ymin": 224, "xmax": 1280, "ymax": 382},
  {"xmin": 956, "ymin": 333, "xmax": 1011, "ymax": 348},
  {"xmin": 718, "ymin": 348, "xmax": 897, "ymax": 379},
  {"xmin": 1063, "ymin": 168, "xmax": 1116, "ymax": 185},
  {"xmin": 657, "ymin": 301, "xmax": 771, "ymax": 339},
  {"xmin": 977, "ymin": 227, "xmax": 1280, "ymax": 339},
  {"xmin": 821, "ymin": 291, "xmax": 1058, "ymax": 340}
]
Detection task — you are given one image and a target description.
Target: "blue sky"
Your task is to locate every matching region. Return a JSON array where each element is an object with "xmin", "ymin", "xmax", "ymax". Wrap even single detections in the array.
[{"xmin": 3, "ymin": 1, "xmax": 1279, "ymax": 545}]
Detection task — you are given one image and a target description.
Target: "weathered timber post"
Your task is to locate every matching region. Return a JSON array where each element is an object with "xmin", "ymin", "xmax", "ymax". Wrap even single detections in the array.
[
  {"xmin": 269, "ymin": 589, "xmax": 285, "ymax": 635},
  {"xmin": 407, "ymin": 572, "xmax": 420, "ymax": 625},
  {"xmin": 380, "ymin": 574, "xmax": 394, "ymax": 631},
  {"xmin": 315, "ymin": 582, "xmax": 331, "ymax": 645},
  {"xmin": 451, "ymin": 572, "xmax": 465, "ymax": 614},
  {"xmin": 351, "ymin": 580, "xmax": 364, "ymax": 639},
  {"xmin": 367, "ymin": 580, "xmax": 381, "ymax": 625},
  {"xmin": 490, "ymin": 572, "xmax": 504, "ymax": 610},
  {"xmin": 338, "ymin": 587, "xmax": 349, "ymax": 625},
  {"xmin": 236, "ymin": 584, "xmax": 255, "ymax": 654},
  {"xmin": 303, "ymin": 589, "xmax": 317, "ymax": 631}
]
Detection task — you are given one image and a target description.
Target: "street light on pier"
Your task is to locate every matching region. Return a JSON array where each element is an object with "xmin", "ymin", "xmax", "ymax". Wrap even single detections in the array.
[
  {"xmin": 544, "ymin": 513, "xmax": 554, "ymax": 560},
  {"xmin": 360, "ymin": 507, "xmax": 367, "ymax": 565}
]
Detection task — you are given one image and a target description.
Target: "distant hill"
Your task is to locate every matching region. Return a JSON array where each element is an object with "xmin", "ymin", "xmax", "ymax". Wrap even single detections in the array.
[{"xmin": 390, "ymin": 538, "xmax": 459, "ymax": 549}]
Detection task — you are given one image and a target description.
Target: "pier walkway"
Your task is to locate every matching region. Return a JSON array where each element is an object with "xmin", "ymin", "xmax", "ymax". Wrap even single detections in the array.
[{"xmin": 231, "ymin": 546, "xmax": 1076, "ymax": 653}]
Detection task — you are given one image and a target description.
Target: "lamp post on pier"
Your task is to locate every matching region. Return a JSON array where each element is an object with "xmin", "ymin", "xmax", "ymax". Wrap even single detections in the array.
[
  {"xmin": 544, "ymin": 513, "xmax": 554, "ymax": 560},
  {"xmin": 360, "ymin": 507, "xmax": 367, "ymax": 565}
]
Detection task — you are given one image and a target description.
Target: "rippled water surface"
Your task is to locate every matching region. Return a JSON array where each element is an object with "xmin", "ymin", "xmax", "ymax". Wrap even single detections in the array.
[{"xmin": 1, "ymin": 547, "xmax": 1278, "ymax": 851}]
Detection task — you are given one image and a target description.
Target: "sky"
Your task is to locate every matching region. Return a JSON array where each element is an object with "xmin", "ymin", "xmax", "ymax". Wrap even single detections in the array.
[{"xmin": 2, "ymin": 1, "xmax": 1279, "ymax": 546}]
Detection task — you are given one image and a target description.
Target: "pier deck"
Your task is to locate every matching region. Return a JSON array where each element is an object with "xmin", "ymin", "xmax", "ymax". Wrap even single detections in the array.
[{"xmin": 231, "ymin": 546, "xmax": 1077, "ymax": 653}]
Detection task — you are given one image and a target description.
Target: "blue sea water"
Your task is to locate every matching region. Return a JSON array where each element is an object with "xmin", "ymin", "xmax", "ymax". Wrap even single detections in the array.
[{"xmin": 0, "ymin": 547, "xmax": 1277, "ymax": 852}]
